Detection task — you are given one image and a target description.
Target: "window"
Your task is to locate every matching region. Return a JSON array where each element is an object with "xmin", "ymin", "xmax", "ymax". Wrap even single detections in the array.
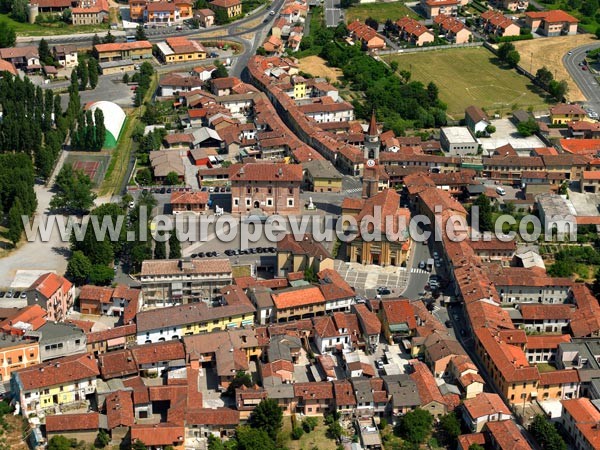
[
  {"xmin": 245, "ymin": 198, "xmax": 251, "ymax": 206},
  {"xmin": 267, "ymin": 198, "xmax": 273, "ymax": 206},
  {"xmin": 234, "ymin": 198, "xmax": 239, "ymax": 206},
  {"xmin": 75, "ymin": 339, "xmax": 80, "ymax": 345},
  {"xmin": 6, "ymin": 358, "xmax": 11, "ymax": 365},
  {"xmin": 288, "ymin": 187, "xmax": 293, "ymax": 194},
  {"xmin": 18, "ymin": 356, "xmax": 22, "ymax": 362},
  {"xmin": 268, "ymin": 187, "xmax": 272, "ymax": 194},
  {"xmin": 287, "ymin": 198, "xmax": 294, "ymax": 207}
]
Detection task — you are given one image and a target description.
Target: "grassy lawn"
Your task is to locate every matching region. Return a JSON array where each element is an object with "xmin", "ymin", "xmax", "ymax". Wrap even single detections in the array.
[
  {"xmin": 100, "ymin": 73, "xmax": 158, "ymax": 196},
  {"xmin": 0, "ymin": 14, "xmax": 109, "ymax": 36},
  {"xmin": 536, "ymin": 363, "xmax": 557, "ymax": 373},
  {"xmin": 281, "ymin": 416, "xmax": 339, "ymax": 450},
  {"xmin": 384, "ymin": 47, "xmax": 553, "ymax": 119},
  {"xmin": 346, "ymin": 1, "xmax": 420, "ymax": 23}
]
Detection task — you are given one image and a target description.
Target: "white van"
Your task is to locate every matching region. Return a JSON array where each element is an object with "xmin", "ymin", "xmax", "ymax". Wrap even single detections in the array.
[{"xmin": 496, "ymin": 186, "xmax": 506, "ymax": 196}]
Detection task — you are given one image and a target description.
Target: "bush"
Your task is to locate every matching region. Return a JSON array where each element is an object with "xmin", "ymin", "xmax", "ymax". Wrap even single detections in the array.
[
  {"xmin": 302, "ymin": 417, "xmax": 319, "ymax": 433},
  {"xmin": 291, "ymin": 427, "xmax": 304, "ymax": 440},
  {"xmin": 496, "ymin": 33, "xmax": 533, "ymax": 42}
]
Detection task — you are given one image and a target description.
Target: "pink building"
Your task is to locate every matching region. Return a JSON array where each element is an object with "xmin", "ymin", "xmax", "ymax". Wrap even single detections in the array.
[{"xmin": 25, "ymin": 273, "xmax": 75, "ymax": 322}]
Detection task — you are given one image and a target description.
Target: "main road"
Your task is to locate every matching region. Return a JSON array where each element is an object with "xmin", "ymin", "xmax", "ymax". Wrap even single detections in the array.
[{"xmin": 563, "ymin": 42, "xmax": 600, "ymax": 113}]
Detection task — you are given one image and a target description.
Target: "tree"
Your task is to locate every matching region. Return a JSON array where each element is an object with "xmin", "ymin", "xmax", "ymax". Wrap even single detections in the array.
[
  {"xmin": 291, "ymin": 427, "xmax": 304, "ymax": 439},
  {"xmin": 596, "ymin": 26, "xmax": 600, "ymax": 40},
  {"xmin": 132, "ymin": 440, "xmax": 147, "ymax": 450},
  {"xmin": 469, "ymin": 445, "xmax": 485, "ymax": 450},
  {"xmin": 394, "ymin": 409, "xmax": 433, "ymax": 445},
  {"xmin": 61, "ymin": 8, "xmax": 71, "ymax": 23},
  {"xmin": 88, "ymin": 58, "xmax": 99, "ymax": 89},
  {"xmin": 528, "ymin": 415, "xmax": 566, "ymax": 450},
  {"xmin": 427, "ymin": 82, "xmax": 439, "ymax": 103},
  {"xmin": 92, "ymin": 34, "xmax": 101, "ymax": 46},
  {"xmin": 226, "ymin": 370, "xmax": 253, "ymax": 395},
  {"xmin": 136, "ymin": 168, "xmax": 152, "ymax": 186},
  {"xmin": 89, "ymin": 265, "xmax": 114, "ymax": 285},
  {"xmin": 10, "ymin": 0, "xmax": 28, "ymax": 22},
  {"xmin": 214, "ymin": 7, "xmax": 229, "ymax": 25},
  {"xmin": 165, "ymin": 171, "xmax": 180, "ymax": 186},
  {"xmin": 248, "ymin": 398, "xmax": 283, "ymax": 441},
  {"xmin": 208, "ymin": 435, "xmax": 225, "ymax": 450},
  {"xmin": 497, "ymin": 42, "xmax": 515, "ymax": 61},
  {"xmin": 154, "ymin": 238, "xmax": 167, "ymax": 259},
  {"xmin": 169, "ymin": 231, "xmax": 181, "ymax": 258},
  {"xmin": 39, "ymin": 38, "xmax": 53, "ymax": 65},
  {"xmin": 135, "ymin": 24, "xmax": 147, "ymax": 41},
  {"xmin": 365, "ymin": 17, "xmax": 378, "ymax": 31},
  {"xmin": 517, "ymin": 118, "xmax": 540, "ymax": 137},
  {"xmin": 326, "ymin": 420, "xmax": 343, "ymax": 441},
  {"xmin": 581, "ymin": 0, "xmax": 599, "ymax": 17},
  {"xmin": 7, "ymin": 197, "xmax": 25, "ymax": 247},
  {"xmin": 122, "ymin": 73, "xmax": 130, "ymax": 84},
  {"xmin": 212, "ymin": 61, "xmax": 229, "ymax": 79},
  {"xmin": 390, "ymin": 61, "xmax": 398, "ymax": 72},
  {"xmin": 102, "ymin": 30, "xmax": 116, "ymax": 44},
  {"xmin": 50, "ymin": 164, "xmax": 97, "ymax": 213},
  {"xmin": 66, "ymin": 251, "xmax": 92, "ymax": 284},
  {"xmin": 0, "ymin": 21, "xmax": 16, "ymax": 48},
  {"xmin": 592, "ymin": 268, "xmax": 600, "ymax": 298},
  {"xmin": 48, "ymin": 435, "xmax": 73, "ymax": 450},
  {"xmin": 548, "ymin": 79, "xmax": 568, "ymax": 101},
  {"xmin": 535, "ymin": 66, "xmax": 554, "ymax": 87},
  {"xmin": 506, "ymin": 49, "xmax": 520, "ymax": 68},
  {"xmin": 235, "ymin": 426, "xmax": 276, "ymax": 450},
  {"xmin": 95, "ymin": 429, "xmax": 110, "ymax": 448},
  {"xmin": 78, "ymin": 60, "xmax": 89, "ymax": 90},
  {"xmin": 472, "ymin": 194, "xmax": 493, "ymax": 232},
  {"xmin": 485, "ymin": 124, "xmax": 496, "ymax": 134},
  {"xmin": 439, "ymin": 412, "xmax": 461, "ymax": 445}
]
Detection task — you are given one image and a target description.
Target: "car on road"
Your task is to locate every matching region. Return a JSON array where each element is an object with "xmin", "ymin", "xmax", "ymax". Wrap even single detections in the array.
[
  {"xmin": 418, "ymin": 261, "xmax": 426, "ymax": 269},
  {"xmin": 435, "ymin": 260, "xmax": 441, "ymax": 268},
  {"xmin": 375, "ymin": 360, "xmax": 384, "ymax": 370},
  {"xmin": 582, "ymin": 66, "xmax": 588, "ymax": 71},
  {"xmin": 0, "ymin": 292, "xmax": 4, "ymax": 298},
  {"xmin": 225, "ymin": 249, "xmax": 235, "ymax": 256},
  {"xmin": 432, "ymin": 251, "xmax": 439, "ymax": 259},
  {"xmin": 269, "ymin": 10, "xmax": 275, "ymax": 14},
  {"xmin": 197, "ymin": 252, "xmax": 205, "ymax": 258},
  {"xmin": 568, "ymin": 51, "xmax": 573, "ymax": 55},
  {"xmin": 460, "ymin": 329, "xmax": 466, "ymax": 336},
  {"xmin": 445, "ymin": 320, "xmax": 453, "ymax": 328}
]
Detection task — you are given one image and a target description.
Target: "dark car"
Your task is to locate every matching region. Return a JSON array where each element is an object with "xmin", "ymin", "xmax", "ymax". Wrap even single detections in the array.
[
  {"xmin": 378, "ymin": 288, "xmax": 391, "ymax": 296},
  {"xmin": 197, "ymin": 252, "xmax": 205, "ymax": 258},
  {"xmin": 256, "ymin": 247, "xmax": 263, "ymax": 253},
  {"xmin": 0, "ymin": 292, "xmax": 5, "ymax": 298},
  {"xmin": 445, "ymin": 320, "xmax": 453, "ymax": 328},
  {"xmin": 248, "ymin": 248, "xmax": 256, "ymax": 254},
  {"xmin": 225, "ymin": 250, "xmax": 234, "ymax": 256}
]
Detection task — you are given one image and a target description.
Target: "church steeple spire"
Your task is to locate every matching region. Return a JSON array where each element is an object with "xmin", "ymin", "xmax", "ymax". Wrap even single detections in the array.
[{"xmin": 368, "ymin": 109, "xmax": 378, "ymax": 137}]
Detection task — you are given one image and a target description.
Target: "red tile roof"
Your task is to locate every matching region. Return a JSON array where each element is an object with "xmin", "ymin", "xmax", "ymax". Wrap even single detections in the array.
[
  {"xmin": 485, "ymin": 420, "xmax": 532, "ymax": 450},
  {"xmin": 561, "ymin": 398, "xmax": 600, "ymax": 450},
  {"xmin": 45, "ymin": 413, "xmax": 99, "ymax": 432},
  {"xmin": 381, "ymin": 298, "xmax": 416, "ymax": 329},
  {"xmin": 539, "ymin": 369, "xmax": 579, "ymax": 386},
  {"xmin": 463, "ymin": 392, "xmax": 511, "ymax": 419},
  {"xmin": 526, "ymin": 9, "xmax": 578, "ymax": 23},
  {"xmin": 519, "ymin": 304, "xmax": 573, "ymax": 321},
  {"xmin": 105, "ymin": 390, "xmax": 135, "ymax": 429},
  {"xmin": 353, "ymin": 303, "xmax": 381, "ymax": 335},
  {"xmin": 229, "ymin": 162, "xmax": 302, "ymax": 182},
  {"xmin": 29, "ymin": 272, "xmax": 72, "ymax": 299},
  {"xmin": 560, "ymin": 139, "xmax": 600, "ymax": 156},
  {"xmin": 94, "ymin": 41, "xmax": 153, "ymax": 53},
  {"xmin": 410, "ymin": 361, "xmax": 450, "ymax": 408},
  {"xmin": 525, "ymin": 334, "xmax": 571, "ymax": 350},
  {"xmin": 185, "ymin": 407, "xmax": 240, "ymax": 425},
  {"xmin": 294, "ymin": 381, "xmax": 334, "ymax": 400},
  {"xmin": 272, "ymin": 286, "xmax": 325, "ymax": 309},
  {"xmin": 130, "ymin": 423, "xmax": 184, "ymax": 446},
  {"xmin": 16, "ymin": 353, "xmax": 99, "ymax": 390}
]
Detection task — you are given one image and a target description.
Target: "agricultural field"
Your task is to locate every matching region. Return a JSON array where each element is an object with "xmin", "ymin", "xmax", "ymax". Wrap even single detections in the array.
[
  {"xmin": 298, "ymin": 55, "xmax": 343, "ymax": 82},
  {"xmin": 346, "ymin": 1, "xmax": 420, "ymax": 23},
  {"xmin": 513, "ymin": 34, "xmax": 597, "ymax": 102},
  {"xmin": 384, "ymin": 47, "xmax": 553, "ymax": 119}
]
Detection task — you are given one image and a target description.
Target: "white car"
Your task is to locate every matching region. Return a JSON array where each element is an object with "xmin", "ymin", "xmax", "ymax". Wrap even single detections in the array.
[
  {"xmin": 128, "ymin": 201, "xmax": 135, "ymax": 208},
  {"xmin": 269, "ymin": 10, "xmax": 275, "ymax": 15}
]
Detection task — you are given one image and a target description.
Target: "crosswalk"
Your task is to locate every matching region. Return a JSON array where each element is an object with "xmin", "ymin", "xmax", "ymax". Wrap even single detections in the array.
[
  {"xmin": 410, "ymin": 268, "xmax": 429, "ymax": 274},
  {"xmin": 343, "ymin": 187, "xmax": 362, "ymax": 195}
]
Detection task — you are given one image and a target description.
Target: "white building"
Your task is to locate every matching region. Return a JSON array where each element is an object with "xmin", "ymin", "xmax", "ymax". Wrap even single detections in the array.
[{"xmin": 440, "ymin": 126, "xmax": 479, "ymax": 156}]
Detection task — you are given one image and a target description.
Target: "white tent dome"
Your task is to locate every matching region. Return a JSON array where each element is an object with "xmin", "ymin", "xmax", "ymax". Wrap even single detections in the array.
[{"xmin": 87, "ymin": 101, "xmax": 126, "ymax": 147}]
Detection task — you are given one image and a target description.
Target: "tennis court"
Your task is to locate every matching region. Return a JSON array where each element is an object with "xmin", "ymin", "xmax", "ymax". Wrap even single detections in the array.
[{"xmin": 65, "ymin": 153, "xmax": 110, "ymax": 187}]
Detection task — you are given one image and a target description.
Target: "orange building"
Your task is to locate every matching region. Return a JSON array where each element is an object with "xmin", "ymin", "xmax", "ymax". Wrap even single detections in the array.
[
  {"xmin": 129, "ymin": 0, "xmax": 147, "ymax": 21},
  {"xmin": 0, "ymin": 337, "xmax": 40, "ymax": 383}
]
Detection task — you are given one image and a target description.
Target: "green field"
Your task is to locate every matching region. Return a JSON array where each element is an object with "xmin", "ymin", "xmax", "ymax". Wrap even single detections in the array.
[
  {"xmin": 384, "ymin": 47, "xmax": 553, "ymax": 119},
  {"xmin": 0, "ymin": 14, "xmax": 109, "ymax": 36},
  {"xmin": 346, "ymin": 1, "xmax": 420, "ymax": 23}
]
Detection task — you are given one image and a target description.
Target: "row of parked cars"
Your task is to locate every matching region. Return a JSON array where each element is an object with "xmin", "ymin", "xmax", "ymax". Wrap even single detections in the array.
[
  {"xmin": 200, "ymin": 186, "xmax": 230, "ymax": 193},
  {"xmin": 0, "ymin": 290, "xmax": 27, "ymax": 299}
]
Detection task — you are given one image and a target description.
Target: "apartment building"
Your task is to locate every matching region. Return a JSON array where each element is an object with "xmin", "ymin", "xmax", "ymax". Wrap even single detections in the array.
[
  {"xmin": 139, "ymin": 258, "xmax": 233, "ymax": 307},
  {"xmin": 25, "ymin": 273, "xmax": 75, "ymax": 323}
]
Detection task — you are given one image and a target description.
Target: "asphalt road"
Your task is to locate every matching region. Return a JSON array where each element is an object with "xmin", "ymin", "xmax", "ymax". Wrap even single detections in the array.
[
  {"xmin": 324, "ymin": 0, "xmax": 343, "ymax": 28},
  {"xmin": 563, "ymin": 42, "xmax": 600, "ymax": 113}
]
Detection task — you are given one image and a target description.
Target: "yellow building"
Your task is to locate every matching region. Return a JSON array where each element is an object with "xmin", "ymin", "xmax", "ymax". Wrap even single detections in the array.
[
  {"xmin": 157, "ymin": 37, "xmax": 207, "ymax": 64},
  {"xmin": 302, "ymin": 159, "xmax": 343, "ymax": 193},
  {"xmin": 291, "ymin": 75, "xmax": 306, "ymax": 99},
  {"xmin": 94, "ymin": 41, "xmax": 153, "ymax": 63},
  {"xmin": 209, "ymin": 0, "xmax": 241, "ymax": 18},
  {"xmin": 550, "ymin": 103, "xmax": 592, "ymax": 125},
  {"xmin": 276, "ymin": 233, "xmax": 334, "ymax": 278},
  {"xmin": 475, "ymin": 328, "xmax": 540, "ymax": 405},
  {"xmin": 13, "ymin": 353, "xmax": 100, "ymax": 417},
  {"xmin": 136, "ymin": 285, "xmax": 256, "ymax": 344},
  {"xmin": 271, "ymin": 286, "xmax": 327, "ymax": 322}
]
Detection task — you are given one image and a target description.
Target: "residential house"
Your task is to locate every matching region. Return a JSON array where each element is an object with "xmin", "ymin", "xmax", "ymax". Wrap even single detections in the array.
[
  {"xmin": 312, "ymin": 315, "xmax": 350, "ymax": 353},
  {"xmin": 379, "ymin": 298, "xmax": 416, "ymax": 344},
  {"xmin": 149, "ymin": 150, "xmax": 185, "ymax": 183},
  {"xmin": 170, "ymin": 191, "xmax": 209, "ymax": 214},
  {"xmin": 272, "ymin": 286, "xmax": 326, "ymax": 323},
  {"xmin": 480, "ymin": 10, "xmax": 520, "ymax": 37},
  {"xmin": 139, "ymin": 258, "xmax": 233, "ymax": 307},
  {"xmin": 94, "ymin": 41, "xmax": 153, "ymax": 63},
  {"xmin": 159, "ymin": 73, "xmax": 204, "ymax": 96},
  {"xmin": 434, "ymin": 14, "xmax": 472, "ymax": 43},
  {"xmin": 209, "ymin": 0, "xmax": 242, "ymax": 18},
  {"xmin": 526, "ymin": 10, "xmax": 578, "ymax": 36},
  {"xmin": 318, "ymin": 269, "xmax": 355, "ymax": 313},
  {"xmin": 517, "ymin": 304, "xmax": 572, "ymax": 334},
  {"xmin": 296, "ymin": 98, "xmax": 355, "ymax": 123},
  {"xmin": 144, "ymin": 1, "xmax": 180, "ymax": 24},
  {"xmin": 396, "ymin": 17, "xmax": 435, "ymax": 46},
  {"xmin": 489, "ymin": 266, "xmax": 572, "ymax": 305},
  {"xmin": 52, "ymin": 45, "xmax": 78, "ymax": 68},
  {"xmin": 293, "ymin": 382, "xmax": 334, "ymax": 415},
  {"xmin": 25, "ymin": 273, "xmax": 75, "ymax": 323},
  {"xmin": 353, "ymin": 303, "xmax": 381, "ymax": 353},
  {"xmin": 550, "ymin": 103, "xmax": 589, "ymax": 124},
  {"xmin": 27, "ymin": 322, "xmax": 86, "ymax": 361},
  {"xmin": 302, "ymin": 159, "xmax": 343, "ymax": 193},
  {"xmin": 86, "ymin": 324, "xmax": 137, "ymax": 355},
  {"xmin": 0, "ymin": 336, "xmax": 40, "ymax": 385},
  {"xmin": 420, "ymin": 0, "xmax": 459, "ymax": 19},
  {"xmin": 422, "ymin": 331, "xmax": 467, "ymax": 377},
  {"xmin": 33, "ymin": 0, "xmax": 75, "ymax": 14},
  {"xmin": 581, "ymin": 171, "xmax": 600, "ymax": 194},
  {"xmin": 136, "ymin": 285, "xmax": 255, "ymax": 343},
  {"xmin": 195, "ymin": 8, "xmax": 215, "ymax": 27},
  {"xmin": 382, "ymin": 374, "xmax": 421, "ymax": 418},
  {"xmin": 129, "ymin": 0, "xmax": 147, "ymax": 20},
  {"xmin": 130, "ymin": 424, "xmax": 185, "ymax": 450},
  {"xmin": 465, "ymin": 105, "xmax": 490, "ymax": 134},
  {"xmin": 71, "ymin": 0, "xmax": 109, "ymax": 25},
  {"xmin": 347, "ymin": 20, "xmax": 386, "ymax": 50},
  {"xmin": 560, "ymin": 398, "xmax": 600, "ymax": 450},
  {"xmin": 12, "ymin": 353, "xmax": 99, "ymax": 417},
  {"xmin": 229, "ymin": 162, "xmax": 303, "ymax": 215},
  {"xmin": 156, "ymin": 37, "xmax": 207, "ymax": 64},
  {"xmin": 568, "ymin": 120, "xmax": 600, "ymax": 139},
  {"xmin": 276, "ymin": 233, "xmax": 333, "ymax": 277},
  {"xmin": 78, "ymin": 284, "xmax": 141, "ymax": 317},
  {"xmin": 494, "ymin": 0, "xmax": 528, "ymax": 11},
  {"xmin": 333, "ymin": 380, "xmax": 356, "ymax": 416},
  {"xmin": 0, "ymin": 59, "xmax": 17, "ymax": 75},
  {"xmin": 467, "ymin": 238, "xmax": 516, "ymax": 266},
  {"xmin": 537, "ymin": 369, "xmax": 579, "ymax": 401},
  {"xmin": 485, "ymin": 420, "xmax": 533, "ymax": 450},
  {"xmin": 462, "ymin": 393, "xmax": 512, "ymax": 432},
  {"xmin": 0, "ymin": 46, "xmax": 39, "ymax": 71},
  {"xmin": 410, "ymin": 361, "xmax": 456, "ymax": 418}
]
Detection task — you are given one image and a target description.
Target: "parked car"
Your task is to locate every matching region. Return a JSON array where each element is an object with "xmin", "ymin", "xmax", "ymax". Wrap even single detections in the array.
[
  {"xmin": 5, "ymin": 292, "xmax": 12, "ymax": 299},
  {"xmin": 375, "ymin": 360, "xmax": 384, "ymax": 370},
  {"xmin": 0, "ymin": 292, "xmax": 5, "ymax": 298},
  {"xmin": 418, "ymin": 261, "xmax": 426, "ymax": 269},
  {"xmin": 445, "ymin": 320, "xmax": 453, "ymax": 328}
]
